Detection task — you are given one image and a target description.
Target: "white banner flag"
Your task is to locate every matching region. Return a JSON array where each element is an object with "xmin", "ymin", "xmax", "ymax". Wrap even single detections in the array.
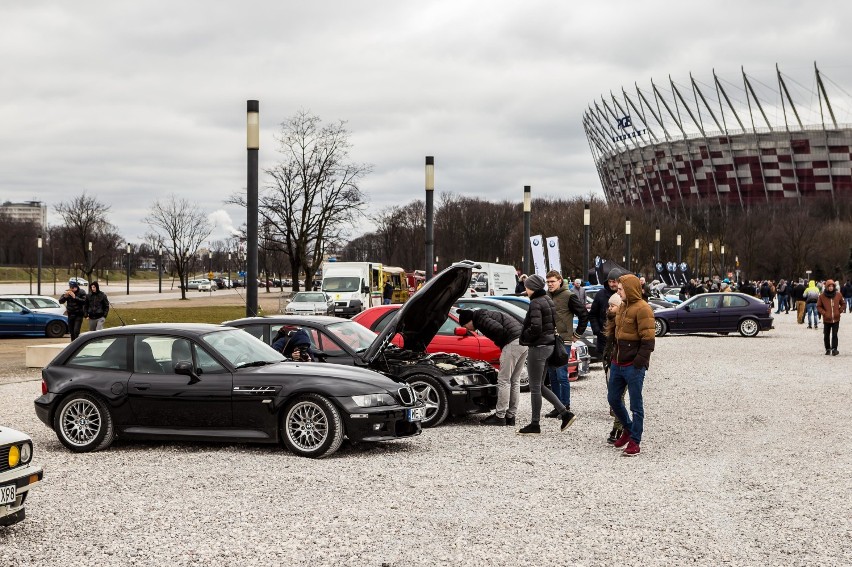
[
  {"xmin": 546, "ymin": 236, "xmax": 561, "ymax": 275},
  {"xmin": 529, "ymin": 235, "xmax": 547, "ymax": 278}
]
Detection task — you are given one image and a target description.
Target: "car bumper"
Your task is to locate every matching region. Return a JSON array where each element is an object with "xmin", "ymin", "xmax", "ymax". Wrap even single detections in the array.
[
  {"xmin": 759, "ymin": 317, "xmax": 774, "ymax": 330},
  {"xmin": 333, "ymin": 306, "xmax": 362, "ymax": 318},
  {"xmin": 34, "ymin": 394, "xmax": 59, "ymax": 428},
  {"xmin": 446, "ymin": 384, "xmax": 497, "ymax": 416},
  {"xmin": 340, "ymin": 405, "xmax": 423, "ymax": 442},
  {"xmin": 0, "ymin": 463, "xmax": 43, "ymax": 526}
]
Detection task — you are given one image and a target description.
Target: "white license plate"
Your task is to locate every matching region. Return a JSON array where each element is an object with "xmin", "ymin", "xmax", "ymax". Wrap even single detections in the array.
[
  {"xmin": 406, "ymin": 407, "xmax": 425, "ymax": 422},
  {"xmin": 0, "ymin": 484, "xmax": 15, "ymax": 505}
]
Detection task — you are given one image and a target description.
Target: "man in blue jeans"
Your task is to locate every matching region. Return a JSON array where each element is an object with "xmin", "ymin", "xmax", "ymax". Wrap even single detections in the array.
[
  {"xmin": 545, "ymin": 270, "xmax": 588, "ymax": 415},
  {"xmin": 607, "ymin": 274, "xmax": 655, "ymax": 457}
]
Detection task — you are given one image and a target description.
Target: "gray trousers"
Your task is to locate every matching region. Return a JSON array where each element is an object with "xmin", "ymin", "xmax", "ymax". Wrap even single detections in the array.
[
  {"xmin": 526, "ymin": 344, "xmax": 566, "ymax": 422},
  {"xmin": 495, "ymin": 339, "xmax": 528, "ymax": 418},
  {"xmin": 88, "ymin": 317, "xmax": 105, "ymax": 331}
]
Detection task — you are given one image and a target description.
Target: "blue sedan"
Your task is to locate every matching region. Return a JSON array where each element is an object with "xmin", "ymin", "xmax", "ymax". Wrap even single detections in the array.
[
  {"xmin": 653, "ymin": 292, "xmax": 773, "ymax": 337},
  {"xmin": 0, "ymin": 298, "xmax": 68, "ymax": 337}
]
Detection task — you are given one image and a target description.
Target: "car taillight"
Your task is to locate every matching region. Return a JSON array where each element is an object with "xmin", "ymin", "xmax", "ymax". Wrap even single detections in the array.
[{"xmin": 41, "ymin": 379, "xmax": 47, "ymax": 395}]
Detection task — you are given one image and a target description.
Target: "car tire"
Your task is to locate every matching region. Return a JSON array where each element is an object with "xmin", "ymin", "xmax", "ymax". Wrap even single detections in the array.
[
  {"xmin": 45, "ymin": 320, "xmax": 67, "ymax": 338},
  {"xmin": 738, "ymin": 318, "xmax": 760, "ymax": 337},
  {"xmin": 654, "ymin": 318, "xmax": 668, "ymax": 337},
  {"xmin": 405, "ymin": 374, "xmax": 448, "ymax": 428},
  {"xmin": 54, "ymin": 393, "xmax": 115, "ymax": 453},
  {"xmin": 281, "ymin": 394, "xmax": 344, "ymax": 458}
]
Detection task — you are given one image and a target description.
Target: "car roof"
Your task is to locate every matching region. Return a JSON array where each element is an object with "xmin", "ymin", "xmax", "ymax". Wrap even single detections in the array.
[
  {"xmin": 84, "ymin": 323, "xmax": 232, "ymax": 336},
  {"xmin": 224, "ymin": 315, "xmax": 343, "ymax": 325}
]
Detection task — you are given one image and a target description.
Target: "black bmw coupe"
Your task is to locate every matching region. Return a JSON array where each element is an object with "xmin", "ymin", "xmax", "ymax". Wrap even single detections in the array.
[{"xmin": 33, "ymin": 324, "xmax": 423, "ymax": 458}]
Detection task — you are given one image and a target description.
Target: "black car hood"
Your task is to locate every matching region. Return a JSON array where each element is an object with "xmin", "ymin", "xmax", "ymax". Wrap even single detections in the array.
[
  {"xmin": 243, "ymin": 360, "xmax": 399, "ymax": 391},
  {"xmin": 363, "ymin": 260, "xmax": 480, "ymax": 364}
]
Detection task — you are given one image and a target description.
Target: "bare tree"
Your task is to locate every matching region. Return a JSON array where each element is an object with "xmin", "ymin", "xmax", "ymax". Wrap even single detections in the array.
[
  {"xmin": 232, "ymin": 110, "xmax": 371, "ymax": 291},
  {"xmin": 144, "ymin": 195, "xmax": 213, "ymax": 300},
  {"xmin": 54, "ymin": 192, "xmax": 120, "ymax": 281}
]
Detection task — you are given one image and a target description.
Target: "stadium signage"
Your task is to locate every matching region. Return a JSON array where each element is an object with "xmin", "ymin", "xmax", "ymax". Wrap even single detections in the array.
[{"xmin": 612, "ymin": 115, "xmax": 646, "ymax": 142}]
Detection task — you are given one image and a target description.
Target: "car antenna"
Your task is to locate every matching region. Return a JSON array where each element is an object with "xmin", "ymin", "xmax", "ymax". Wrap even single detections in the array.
[{"xmin": 109, "ymin": 305, "xmax": 127, "ymax": 326}]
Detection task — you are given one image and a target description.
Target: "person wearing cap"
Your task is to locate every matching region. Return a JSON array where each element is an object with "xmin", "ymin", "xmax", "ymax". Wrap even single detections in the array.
[
  {"xmin": 457, "ymin": 308, "xmax": 526, "ymax": 426},
  {"xmin": 590, "ymin": 268, "xmax": 627, "ymax": 359},
  {"xmin": 608, "ymin": 273, "xmax": 655, "ymax": 457},
  {"xmin": 517, "ymin": 274, "xmax": 575, "ymax": 435},
  {"xmin": 59, "ymin": 280, "xmax": 87, "ymax": 340},
  {"xmin": 817, "ymin": 279, "xmax": 842, "ymax": 356}
]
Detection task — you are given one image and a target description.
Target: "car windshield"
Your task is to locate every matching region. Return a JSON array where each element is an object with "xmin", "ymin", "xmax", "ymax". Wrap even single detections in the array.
[
  {"xmin": 202, "ymin": 329, "xmax": 284, "ymax": 368},
  {"xmin": 293, "ymin": 292, "xmax": 327, "ymax": 303},
  {"xmin": 323, "ymin": 277, "xmax": 360, "ymax": 292},
  {"xmin": 325, "ymin": 320, "xmax": 377, "ymax": 352}
]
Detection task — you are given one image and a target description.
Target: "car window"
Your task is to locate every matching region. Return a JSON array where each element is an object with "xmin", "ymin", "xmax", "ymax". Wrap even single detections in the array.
[
  {"xmin": 240, "ymin": 324, "xmax": 266, "ymax": 341},
  {"xmin": 314, "ymin": 331, "xmax": 345, "ymax": 355},
  {"xmin": 436, "ymin": 316, "xmax": 460, "ymax": 336},
  {"xmin": 194, "ymin": 343, "xmax": 227, "ymax": 374},
  {"xmin": 202, "ymin": 329, "xmax": 283, "ymax": 368},
  {"xmin": 134, "ymin": 335, "xmax": 195, "ymax": 375},
  {"xmin": 372, "ymin": 310, "xmax": 397, "ymax": 333},
  {"xmin": 722, "ymin": 295, "xmax": 749, "ymax": 308},
  {"xmin": 32, "ymin": 298, "xmax": 59, "ymax": 308},
  {"xmin": 293, "ymin": 293, "xmax": 326, "ymax": 302},
  {"xmin": 325, "ymin": 321, "xmax": 376, "ymax": 352},
  {"xmin": 0, "ymin": 299, "xmax": 24, "ymax": 312},
  {"xmin": 687, "ymin": 295, "xmax": 720, "ymax": 310},
  {"xmin": 68, "ymin": 336, "xmax": 129, "ymax": 370}
]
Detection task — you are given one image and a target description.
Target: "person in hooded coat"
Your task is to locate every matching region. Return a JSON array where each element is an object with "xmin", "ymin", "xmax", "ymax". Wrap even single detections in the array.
[
  {"xmin": 272, "ymin": 327, "xmax": 315, "ymax": 361},
  {"xmin": 804, "ymin": 280, "xmax": 821, "ymax": 329},
  {"xmin": 817, "ymin": 279, "xmax": 842, "ymax": 356},
  {"xmin": 85, "ymin": 281, "xmax": 110, "ymax": 331}
]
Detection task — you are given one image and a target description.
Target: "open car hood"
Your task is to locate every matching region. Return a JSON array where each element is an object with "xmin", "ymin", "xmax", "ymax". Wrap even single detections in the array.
[{"xmin": 363, "ymin": 260, "xmax": 480, "ymax": 364}]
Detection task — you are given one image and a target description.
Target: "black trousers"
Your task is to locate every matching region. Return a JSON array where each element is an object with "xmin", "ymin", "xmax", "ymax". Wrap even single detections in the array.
[
  {"xmin": 68, "ymin": 314, "xmax": 84, "ymax": 340},
  {"xmin": 823, "ymin": 322, "xmax": 839, "ymax": 351}
]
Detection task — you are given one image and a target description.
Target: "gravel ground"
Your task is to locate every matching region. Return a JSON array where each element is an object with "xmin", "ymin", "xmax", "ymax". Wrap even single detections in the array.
[{"xmin": 1, "ymin": 313, "xmax": 850, "ymax": 566}]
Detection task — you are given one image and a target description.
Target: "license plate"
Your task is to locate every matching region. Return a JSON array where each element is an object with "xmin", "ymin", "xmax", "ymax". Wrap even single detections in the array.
[
  {"xmin": 406, "ymin": 407, "xmax": 425, "ymax": 422},
  {"xmin": 0, "ymin": 484, "xmax": 15, "ymax": 505}
]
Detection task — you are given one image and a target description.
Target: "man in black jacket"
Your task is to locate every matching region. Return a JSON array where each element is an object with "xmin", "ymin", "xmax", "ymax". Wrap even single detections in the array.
[
  {"xmin": 458, "ymin": 309, "xmax": 526, "ymax": 426},
  {"xmin": 84, "ymin": 281, "xmax": 110, "ymax": 331},
  {"xmin": 59, "ymin": 280, "xmax": 87, "ymax": 340}
]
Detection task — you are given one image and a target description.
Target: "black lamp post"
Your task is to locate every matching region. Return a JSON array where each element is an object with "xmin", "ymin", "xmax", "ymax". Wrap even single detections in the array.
[
  {"xmin": 625, "ymin": 217, "xmax": 632, "ymax": 271},
  {"xmin": 37, "ymin": 236, "xmax": 43, "ymax": 295},
  {"xmin": 676, "ymin": 234, "xmax": 682, "ymax": 264},
  {"xmin": 424, "ymin": 156, "xmax": 435, "ymax": 281},
  {"xmin": 126, "ymin": 243, "xmax": 131, "ymax": 295},
  {"xmin": 583, "ymin": 203, "xmax": 590, "ymax": 282},
  {"xmin": 246, "ymin": 99, "xmax": 259, "ymax": 317},
  {"xmin": 87, "ymin": 241, "xmax": 92, "ymax": 279},
  {"xmin": 227, "ymin": 252, "xmax": 232, "ymax": 289},
  {"xmin": 158, "ymin": 247, "xmax": 163, "ymax": 293},
  {"xmin": 523, "ymin": 186, "xmax": 531, "ymax": 275}
]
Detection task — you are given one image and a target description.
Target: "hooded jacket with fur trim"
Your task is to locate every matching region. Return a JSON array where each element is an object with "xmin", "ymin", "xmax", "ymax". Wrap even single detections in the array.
[
  {"xmin": 817, "ymin": 280, "xmax": 843, "ymax": 324},
  {"xmin": 613, "ymin": 274, "xmax": 655, "ymax": 369}
]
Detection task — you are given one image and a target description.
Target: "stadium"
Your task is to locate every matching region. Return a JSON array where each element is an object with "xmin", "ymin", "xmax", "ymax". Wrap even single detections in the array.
[{"xmin": 584, "ymin": 64, "xmax": 852, "ymax": 212}]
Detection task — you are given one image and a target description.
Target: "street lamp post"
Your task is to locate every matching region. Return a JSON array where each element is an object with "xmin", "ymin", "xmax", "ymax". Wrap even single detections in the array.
[
  {"xmin": 676, "ymin": 234, "xmax": 682, "ymax": 264},
  {"xmin": 126, "ymin": 243, "xmax": 131, "ymax": 295},
  {"xmin": 227, "ymin": 252, "xmax": 232, "ymax": 289},
  {"xmin": 709, "ymin": 242, "xmax": 714, "ymax": 278},
  {"xmin": 37, "ymin": 236, "xmax": 43, "ymax": 295},
  {"xmin": 583, "ymin": 203, "xmax": 590, "ymax": 282},
  {"xmin": 654, "ymin": 226, "xmax": 661, "ymax": 267},
  {"xmin": 721, "ymin": 245, "xmax": 726, "ymax": 277},
  {"xmin": 87, "ymin": 241, "xmax": 92, "ymax": 279},
  {"xmin": 425, "ymin": 156, "xmax": 435, "ymax": 282},
  {"xmin": 158, "ymin": 247, "xmax": 163, "ymax": 293},
  {"xmin": 625, "ymin": 217, "xmax": 632, "ymax": 271},
  {"xmin": 246, "ymin": 99, "xmax": 259, "ymax": 317},
  {"xmin": 523, "ymin": 186, "xmax": 531, "ymax": 275},
  {"xmin": 694, "ymin": 239, "xmax": 700, "ymax": 278}
]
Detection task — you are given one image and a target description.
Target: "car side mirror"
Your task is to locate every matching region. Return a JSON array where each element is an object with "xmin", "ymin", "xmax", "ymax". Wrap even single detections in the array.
[
  {"xmin": 683, "ymin": 305, "xmax": 690, "ymax": 312},
  {"xmin": 174, "ymin": 360, "xmax": 200, "ymax": 383},
  {"xmin": 20, "ymin": 308, "xmax": 31, "ymax": 315},
  {"xmin": 454, "ymin": 327, "xmax": 468, "ymax": 337},
  {"xmin": 362, "ymin": 285, "xmax": 370, "ymax": 294}
]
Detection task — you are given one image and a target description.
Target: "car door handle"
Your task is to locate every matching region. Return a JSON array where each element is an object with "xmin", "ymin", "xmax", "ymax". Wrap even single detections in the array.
[{"xmin": 132, "ymin": 382, "xmax": 151, "ymax": 390}]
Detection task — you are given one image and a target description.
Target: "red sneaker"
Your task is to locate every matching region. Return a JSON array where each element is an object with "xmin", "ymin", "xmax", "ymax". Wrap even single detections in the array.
[
  {"xmin": 622, "ymin": 439, "xmax": 640, "ymax": 456},
  {"xmin": 613, "ymin": 429, "xmax": 631, "ymax": 448}
]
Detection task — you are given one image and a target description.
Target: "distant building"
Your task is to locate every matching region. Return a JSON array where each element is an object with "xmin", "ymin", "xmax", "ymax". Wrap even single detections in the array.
[{"xmin": 0, "ymin": 200, "xmax": 47, "ymax": 229}]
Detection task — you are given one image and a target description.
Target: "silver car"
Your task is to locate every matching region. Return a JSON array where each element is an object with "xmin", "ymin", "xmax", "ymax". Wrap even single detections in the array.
[
  {"xmin": 0, "ymin": 425, "xmax": 43, "ymax": 526},
  {"xmin": 284, "ymin": 292, "xmax": 334, "ymax": 316}
]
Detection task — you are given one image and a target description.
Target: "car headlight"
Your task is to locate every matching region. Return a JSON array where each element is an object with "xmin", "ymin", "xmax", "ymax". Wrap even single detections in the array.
[
  {"xmin": 451, "ymin": 373, "xmax": 487, "ymax": 387},
  {"xmin": 8, "ymin": 445, "xmax": 20, "ymax": 468},
  {"xmin": 20, "ymin": 442, "xmax": 32, "ymax": 464},
  {"xmin": 351, "ymin": 393, "xmax": 396, "ymax": 407}
]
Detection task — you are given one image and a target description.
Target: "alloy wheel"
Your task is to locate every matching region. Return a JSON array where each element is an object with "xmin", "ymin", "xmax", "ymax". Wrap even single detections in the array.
[
  {"xmin": 410, "ymin": 381, "xmax": 441, "ymax": 423},
  {"xmin": 286, "ymin": 401, "xmax": 329, "ymax": 451},
  {"xmin": 60, "ymin": 399, "xmax": 102, "ymax": 447}
]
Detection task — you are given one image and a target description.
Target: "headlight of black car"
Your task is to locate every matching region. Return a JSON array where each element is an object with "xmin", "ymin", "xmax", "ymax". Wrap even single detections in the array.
[
  {"xmin": 450, "ymin": 373, "xmax": 488, "ymax": 387},
  {"xmin": 351, "ymin": 393, "xmax": 396, "ymax": 407}
]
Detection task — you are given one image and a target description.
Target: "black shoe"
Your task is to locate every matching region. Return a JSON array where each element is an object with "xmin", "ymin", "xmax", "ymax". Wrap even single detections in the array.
[
  {"xmin": 815, "ymin": 326, "xmax": 819, "ymax": 329},
  {"xmin": 480, "ymin": 413, "xmax": 506, "ymax": 426},
  {"xmin": 607, "ymin": 428, "xmax": 620, "ymax": 444},
  {"xmin": 560, "ymin": 410, "xmax": 577, "ymax": 431},
  {"xmin": 808, "ymin": 325, "xmax": 812, "ymax": 329},
  {"xmin": 517, "ymin": 422, "xmax": 541, "ymax": 435},
  {"xmin": 832, "ymin": 349, "xmax": 839, "ymax": 356},
  {"xmin": 505, "ymin": 415, "xmax": 516, "ymax": 426},
  {"xmin": 544, "ymin": 409, "xmax": 560, "ymax": 418},
  {"xmin": 826, "ymin": 349, "xmax": 832, "ymax": 355}
]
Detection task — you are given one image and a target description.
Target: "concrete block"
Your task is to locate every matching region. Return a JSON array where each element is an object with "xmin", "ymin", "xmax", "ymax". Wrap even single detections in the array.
[{"xmin": 26, "ymin": 344, "xmax": 67, "ymax": 368}]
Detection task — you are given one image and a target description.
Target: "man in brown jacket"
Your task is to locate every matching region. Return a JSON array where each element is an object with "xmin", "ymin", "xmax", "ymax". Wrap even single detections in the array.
[
  {"xmin": 607, "ymin": 274, "xmax": 655, "ymax": 456},
  {"xmin": 817, "ymin": 279, "xmax": 843, "ymax": 356}
]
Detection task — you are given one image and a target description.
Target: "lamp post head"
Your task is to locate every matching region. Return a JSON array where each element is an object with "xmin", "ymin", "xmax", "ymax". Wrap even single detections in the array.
[
  {"xmin": 37, "ymin": 236, "xmax": 43, "ymax": 249},
  {"xmin": 709, "ymin": 243, "xmax": 714, "ymax": 252},
  {"xmin": 247, "ymin": 100, "xmax": 259, "ymax": 150},
  {"xmin": 126, "ymin": 243, "xmax": 131, "ymax": 254},
  {"xmin": 523, "ymin": 186, "xmax": 531, "ymax": 212},
  {"xmin": 425, "ymin": 156, "xmax": 434, "ymax": 191},
  {"xmin": 583, "ymin": 203, "xmax": 590, "ymax": 226},
  {"xmin": 677, "ymin": 234, "xmax": 682, "ymax": 246},
  {"xmin": 721, "ymin": 245, "xmax": 725, "ymax": 254},
  {"xmin": 694, "ymin": 238, "xmax": 699, "ymax": 249},
  {"xmin": 88, "ymin": 241, "xmax": 92, "ymax": 252},
  {"xmin": 625, "ymin": 217, "xmax": 631, "ymax": 235},
  {"xmin": 655, "ymin": 227, "xmax": 660, "ymax": 242}
]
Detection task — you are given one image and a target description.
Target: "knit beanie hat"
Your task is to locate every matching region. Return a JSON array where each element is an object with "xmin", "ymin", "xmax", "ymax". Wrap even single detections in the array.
[
  {"xmin": 524, "ymin": 274, "xmax": 546, "ymax": 291},
  {"xmin": 607, "ymin": 268, "xmax": 628, "ymax": 281},
  {"xmin": 608, "ymin": 292, "xmax": 623, "ymax": 307},
  {"xmin": 457, "ymin": 309, "xmax": 474, "ymax": 326}
]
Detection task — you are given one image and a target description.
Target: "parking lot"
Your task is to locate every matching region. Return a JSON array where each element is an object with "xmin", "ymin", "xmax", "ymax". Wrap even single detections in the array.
[{"xmin": 1, "ymin": 313, "xmax": 849, "ymax": 566}]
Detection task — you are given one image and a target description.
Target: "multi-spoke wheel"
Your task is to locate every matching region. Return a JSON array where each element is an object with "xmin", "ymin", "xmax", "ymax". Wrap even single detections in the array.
[
  {"xmin": 281, "ymin": 394, "xmax": 343, "ymax": 458},
  {"xmin": 738, "ymin": 318, "xmax": 760, "ymax": 337},
  {"xmin": 54, "ymin": 393, "xmax": 114, "ymax": 452},
  {"xmin": 654, "ymin": 318, "xmax": 668, "ymax": 337},
  {"xmin": 405, "ymin": 374, "xmax": 448, "ymax": 428}
]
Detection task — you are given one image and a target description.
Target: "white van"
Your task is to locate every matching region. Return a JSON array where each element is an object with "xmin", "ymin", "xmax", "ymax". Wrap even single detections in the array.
[
  {"xmin": 321, "ymin": 261, "xmax": 384, "ymax": 317},
  {"xmin": 463, "ymin": 262, "xmax": 518, "ymax": 297}
]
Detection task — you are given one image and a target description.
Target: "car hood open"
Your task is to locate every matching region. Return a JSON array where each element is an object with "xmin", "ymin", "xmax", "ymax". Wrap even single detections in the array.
[{"xmin": 363, "ymin": 260, "xmax": 480, "ymax": 364}]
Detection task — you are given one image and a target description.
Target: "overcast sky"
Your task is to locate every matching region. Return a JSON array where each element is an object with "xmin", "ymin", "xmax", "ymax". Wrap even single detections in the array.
[{"xmin": 3, "ymin": 1, "xmax": 852, "ymax": 245}]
